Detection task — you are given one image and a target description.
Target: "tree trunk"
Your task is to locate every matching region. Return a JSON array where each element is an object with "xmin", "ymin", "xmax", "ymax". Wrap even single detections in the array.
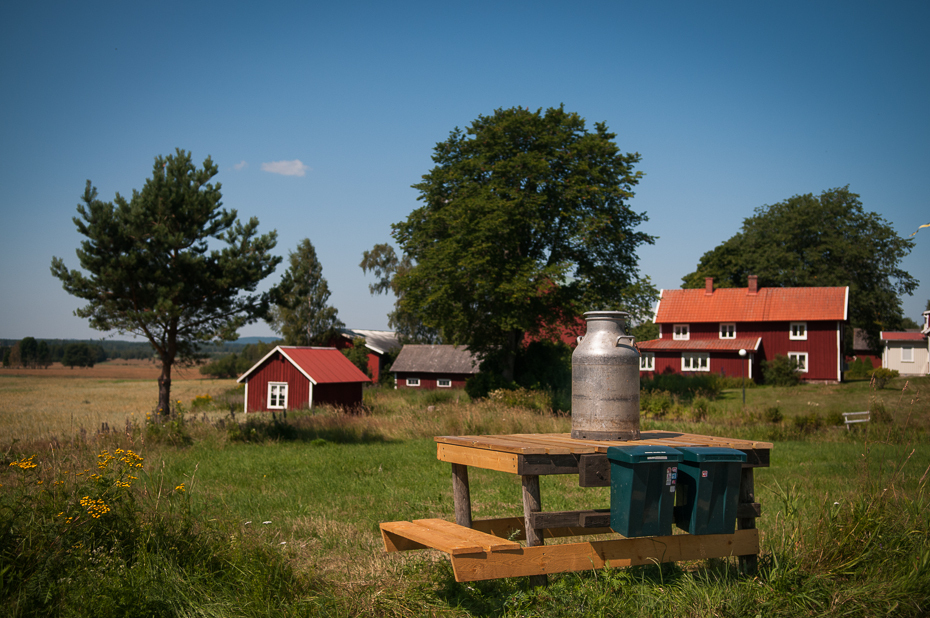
[
  {"xmin": 501, "ymin": 329, "xmax": 523, "ymax": 383},
  {"xmin": 157, "ymin": 357, "xmax": 173, "ymax": 417}
]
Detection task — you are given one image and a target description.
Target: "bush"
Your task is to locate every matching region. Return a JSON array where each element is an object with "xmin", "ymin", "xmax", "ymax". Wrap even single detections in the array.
[
  {"xmin": 846, "ymin": 356, "xmax": 875, "ymax": 379},
  {"xmin": 465, "ymin": 371, "xmax": 515, "ymax": 400},
  {"xmin": 690, "ymin": 396, "xmax": 710, "ymax": 421},
  {"xmin": 764, "ymin": 406, "xmax": 783, "ymax": 423},
  {"xmin": 869, "ymin": 367, "xmax": 899, "ymax": 390},
  {"xmin": 792, "ymin": 412, "xmax": 823, "ymax": 433},
  {"xmin": 640, "ymin": 373, "xmax": 722, "ymax": 400},
  {"xmin": 762, "ymin": 354, "xmax": 801, "ymax": 387},
  {"xmin": 641, "ymin": 390, "xmax": 674, "ymax": 417}
]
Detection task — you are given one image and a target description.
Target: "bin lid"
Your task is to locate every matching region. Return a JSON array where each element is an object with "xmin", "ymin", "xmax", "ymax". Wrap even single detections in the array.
[
  {"xmin": 676, "ymin": 447, "xmax": 746, "ymax": 463},
  {"xmin": 606, "ymin": 445, "xmax": 683, "ymax": 464}
]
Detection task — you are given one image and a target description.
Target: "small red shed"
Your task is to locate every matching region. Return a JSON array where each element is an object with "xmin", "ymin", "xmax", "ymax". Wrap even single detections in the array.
[{"xmin": 236, "ymin": 346, "xmax": 370, "ymax": 412}]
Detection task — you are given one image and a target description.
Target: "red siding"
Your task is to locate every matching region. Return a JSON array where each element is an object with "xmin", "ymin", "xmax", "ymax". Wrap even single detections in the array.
[
  {"xmin": 243, "ymin": 350, "xmax": 365, "ymax": 412},
  {"xmin": 394, "ymin": 372, "xmax": 471, "ymax": 390},
  {"xmin": 644, "ymin": 320, "xmax": 842, "ymax": 383},
  {"xmin": 245, "ymin": 352, "xmax": 311, "ymax": 412}
]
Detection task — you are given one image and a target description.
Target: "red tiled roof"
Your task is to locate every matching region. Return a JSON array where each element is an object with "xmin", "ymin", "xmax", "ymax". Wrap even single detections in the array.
[
  {"xmin": 655, "ymin": 287, "xmax": 847, "ymax": 323},
  {"xmin": 238, "ymin": 346, "xmax": 370, "ymax": 384},
  {"xmin": 880, "ymin": 332, "xmax": 927, "ymax": 342},
  {"xmin": 638, "ymin": 337, "xmax": 761, "ymax": 352}
]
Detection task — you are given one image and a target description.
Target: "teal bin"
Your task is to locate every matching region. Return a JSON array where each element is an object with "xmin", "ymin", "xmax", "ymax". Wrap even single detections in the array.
[
  {"xmin": 607, "ymin": 445, "xmax": 683, "ymax": 537},
  {"xmin": 673, "ymin": 447, "xmax": 746, "ymax": 535}
]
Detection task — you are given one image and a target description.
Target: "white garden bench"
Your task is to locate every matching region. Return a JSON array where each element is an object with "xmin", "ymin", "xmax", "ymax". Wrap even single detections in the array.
[{"xmin": 842, "ymin": 411, "xmax": 870, "ymax": 430}]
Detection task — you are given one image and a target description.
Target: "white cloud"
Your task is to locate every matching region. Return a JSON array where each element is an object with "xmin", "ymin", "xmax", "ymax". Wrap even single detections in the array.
[
  {"xmin": 261, "ymin": 159, "xmax": 309, "ymax": 177},
  {"xmin": 233, "ymin": 160, "xmax": 248, "ymax": 170}
]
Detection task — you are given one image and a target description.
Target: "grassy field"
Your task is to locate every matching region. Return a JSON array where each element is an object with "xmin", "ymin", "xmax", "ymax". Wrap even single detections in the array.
[{"xmin": 1, "ymin": 373, "xmax": 929, "ymax": 616}]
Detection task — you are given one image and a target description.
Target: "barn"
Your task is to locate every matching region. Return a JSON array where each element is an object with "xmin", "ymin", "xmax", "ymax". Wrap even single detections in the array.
[
  {"xmin": 236, "ymin": 346, "xmax": 370, "ymax": 412},
  {"xmin": 391, "ymin": 345, "xmax": 480, "ymax": 389}
]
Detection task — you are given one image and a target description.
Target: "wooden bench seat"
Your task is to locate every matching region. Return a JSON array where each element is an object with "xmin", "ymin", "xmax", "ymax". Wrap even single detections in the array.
[{"xmin": 380, "ymin": 518, "xmax": 759, "ymax": 582}]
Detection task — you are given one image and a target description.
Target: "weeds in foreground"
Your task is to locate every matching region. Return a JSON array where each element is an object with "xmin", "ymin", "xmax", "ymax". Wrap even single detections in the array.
[{"xmin": 0, "ymin": 446, "xmax": 318, "ymax": 617}]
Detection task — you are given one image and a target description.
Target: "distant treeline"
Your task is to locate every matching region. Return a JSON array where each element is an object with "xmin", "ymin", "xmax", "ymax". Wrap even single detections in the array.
[
  {"xmin": 0, "ymin": 337, "xmax": 278, "ymax": 369},
  {"xmin": 198, "ymin": 341, "xmax": 280, "ymax": 378}
]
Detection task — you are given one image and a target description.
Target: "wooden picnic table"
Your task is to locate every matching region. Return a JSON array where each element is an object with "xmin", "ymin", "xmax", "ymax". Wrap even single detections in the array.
[{"xmin": 381, "ymin": 431, "xmax": 772, "ymax": 583}]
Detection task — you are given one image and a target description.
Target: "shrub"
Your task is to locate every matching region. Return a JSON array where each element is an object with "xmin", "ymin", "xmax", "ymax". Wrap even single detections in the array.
[
  {"xmin": 465, "ymin": 371, "xmax": 515, "ymax": 400},
  {"xmin": 792, "ymin": 412, "xmax": 823, "ymax": 433},
  {"xmin": 764, "ymin": 406, "xmax": 783, "ymax": 423},
  {"xmin": 846, "ymin": 356, "xmax": 875, "ymax": 379},
  {"xmin": 641, "ymin": 390, "xmax": 674, "ymax": 417},
  {"xmin": 825, "ymin": 410, "xmax": 845, "ymax": 426},
  {"xmin": 690, "ymin": 396, "xmax": 710, "ymax": 421},
  {"xmin": 870, "ymin": 399, "xmax": 892, "ymax": 424},
  {"xmin": 762, "ymin": 354, "xmax": 801, "ymax": 387},
  {"xmin": 869, "ymin": 367, "xmax": 899, "ymax": 390},
  {"xmin": 488, "ymin": 387, "xmax": 552, "ymax": 412}
]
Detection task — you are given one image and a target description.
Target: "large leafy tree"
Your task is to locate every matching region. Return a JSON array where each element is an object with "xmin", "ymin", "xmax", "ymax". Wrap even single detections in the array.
[
  {"xmin": 268, "ymin": 238, "xmax": 344, "ymax": 346},
  {"xmin": 359, "ymin": 243, "xmax": 441, "ymax": 344},
  {"xmin": 51, "ymin": 149, "xmax": 281, "ymax": 416},
  {"xmin": 390, "ymin": 105, "xmax": 656, "ymax": 378},
  {"xmin": 681, "ymin": 186, "xmax": 918, "ymax": 350}
]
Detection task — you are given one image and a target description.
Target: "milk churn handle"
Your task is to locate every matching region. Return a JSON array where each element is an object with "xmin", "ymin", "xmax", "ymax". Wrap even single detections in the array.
[
  {"xmin": 616, "ymin": 335, "xmax": 635, "ymax": 347},
  {"xmin": 577, "ymin": 335, "xmax": 584, "ymax": 343}
]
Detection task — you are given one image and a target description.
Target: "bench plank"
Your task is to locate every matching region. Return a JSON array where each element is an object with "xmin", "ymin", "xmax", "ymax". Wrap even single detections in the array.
[
  {"xmin": 412, "ymin": 518, "xmax": 520, "ymax": 552},
  {"xmin": 380, "ymin": 521, "xmax": 483, "ymax": 555},
  {"xmin": 450, "ymin": 529, "xmax": 760, "ymax": 582}
]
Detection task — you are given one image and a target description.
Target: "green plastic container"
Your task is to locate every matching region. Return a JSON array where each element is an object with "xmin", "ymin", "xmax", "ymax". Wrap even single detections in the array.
[
  {"xmin": 673, "ymin": 447, "xmax": 746, "ymax": 535},
  {"xmin": 606, "ymin": 445, "xmax": 683, "ymax": 537}
]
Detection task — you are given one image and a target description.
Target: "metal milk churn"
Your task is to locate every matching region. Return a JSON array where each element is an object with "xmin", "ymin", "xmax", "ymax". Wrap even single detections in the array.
[{"xmin": 571, "ymin": 311, "xmax": 641, "ymax": 441}]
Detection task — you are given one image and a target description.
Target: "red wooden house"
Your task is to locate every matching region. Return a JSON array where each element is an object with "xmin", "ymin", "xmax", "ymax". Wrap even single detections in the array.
[
  {"xmin": 391, "ymin": 345, "xmax": 480, "ymax": 389},
  {"xmin": 638, "ymin": 276, "xmax": 848, "ymax": 383},
  {"xmin": 236, "ymin": 346, "xmax": 370, "ymax": 412}
]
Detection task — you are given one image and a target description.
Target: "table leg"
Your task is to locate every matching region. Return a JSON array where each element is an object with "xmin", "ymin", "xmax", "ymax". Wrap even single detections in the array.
[
  {"xmin": 452, "ymin": 463, "xmax": 472, "ymax": 528},
  {"xmin": 521, "ymin": 475, "xmax": 548, "ymax": 586},
  {"xmin": 737, "ymin": 466, "xmax": 758, "ymax": 576}
]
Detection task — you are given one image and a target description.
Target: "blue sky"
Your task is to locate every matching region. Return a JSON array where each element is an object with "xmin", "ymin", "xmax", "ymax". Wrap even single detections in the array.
[{"xmin": 2, "ymin": 1, "xmax": 928, "ymax": 341}]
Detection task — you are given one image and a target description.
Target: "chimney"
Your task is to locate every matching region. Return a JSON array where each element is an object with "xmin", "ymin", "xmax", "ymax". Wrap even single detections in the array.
[
  {"xmin": 705, "ymin": 277, "xmax": 714, "ymax": 295},
  {"xmin": 748, "ymin": 275, "xmax": 758, "ymax": 295}
]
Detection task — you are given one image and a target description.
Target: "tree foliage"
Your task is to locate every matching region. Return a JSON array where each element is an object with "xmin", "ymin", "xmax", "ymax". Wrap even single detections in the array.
[
  {"xmin": 681, "ymin": 187, "xmax": 918, "ymax": 350},
  {"xmin": 340, "ymin": 337, "xmax": 371, "ymax": 377},
  {"xmin": 359, "ymin": 243, "xmax": 441, "ymax": 344},
  {"xmin": 51, "ymin": 149, "xmax": 281, "ymax": 415},
  {"xmin": 388, "ymin": 105, "xmax": 656, "ymax": 378},
  {"xmin": 268, "ymin": 238, "xmax": 343, "ymax": 346}
]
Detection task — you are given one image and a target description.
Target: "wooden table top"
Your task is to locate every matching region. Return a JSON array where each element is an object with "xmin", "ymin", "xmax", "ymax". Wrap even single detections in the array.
[{"xmin": 434, "ymin": 431, "xmax": 773, "ymax": 456}]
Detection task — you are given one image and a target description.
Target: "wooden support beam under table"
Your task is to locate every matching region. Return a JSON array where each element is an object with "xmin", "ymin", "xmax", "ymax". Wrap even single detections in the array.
[
  {"xmin": 451, "ymin": 463, "xmax": 472, "ymax": 528},
  {"xmin": 521, "ymin": 475, "xmax": 548, "ymax": 587},
  {"xmin": 738, "ymin": 467, "xmax": 758, "ymax": 575}
]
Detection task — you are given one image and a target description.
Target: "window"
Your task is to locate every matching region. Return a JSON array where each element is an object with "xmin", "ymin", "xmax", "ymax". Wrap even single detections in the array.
[
  {"xmin": 673, "ymin": 324, "xmax": 690, "ymax": 340},
  {"xmin": 267, "ymin": 382, "xmax": 288, "ymax": 409},
  {"xmin": 788, "ymin": 352, "xmax": 808, "ymax": 373},
  {"xmin": 681, "ymin": 353, "xmax": 709, "ymax": 372},
  {"xmin": 901, "ymin": 346, "xmax": 914, "ymax": 363},
  {"xmin": 406, "ymin": 378, "xmax": 420, "ymax": 387},
  {"xmin": 719, "ymin": 323, "xmax": 736, "ymax": 339},
  {"xmin": 437, "ymin": 378, "xmax": 452, "ymax": 388},
  {"xmin": 640, "ymin": 353, "xmax": 654, "ymax": 371},
  {"xmin": 790, "ymin": 322, "xmax": 807, "ymax": 340}
]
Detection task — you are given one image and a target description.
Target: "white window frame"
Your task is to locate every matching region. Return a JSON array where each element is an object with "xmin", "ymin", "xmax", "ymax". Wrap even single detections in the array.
[
  {"xmin": 640, "ymin": 353, "xmax": 655, "ymax": 371},
  {"xmin": 437, "ymin": 378, "xmax": 452, "ymax": 388},
  {"xmin": 788, "ymin": 352, "xmax": 808, "ymax": 373},
  {"xmin": 673, "ymin": 324, "xmax": 690, "ymax": 341},
  {"xmin": 790, "ymin": 322, "xmax": 807, "ymax": 341},
  {"xmin": 267, "ymin": 382, "xmax": 288, "ymax": 409},
  {"xmin": 406, "ymin": 377, "xmax": 420, "ymax": 387},
  {"xmin": 681, "ymin": 353, "xmax": 709, "ymax": 372},
  {"xmin": 901, "ymin": 346, "xmax": 914, "ymax": 363},
  {"xmin": 719, "ymin": 323, "xmax": 736, "ymax": 339}
]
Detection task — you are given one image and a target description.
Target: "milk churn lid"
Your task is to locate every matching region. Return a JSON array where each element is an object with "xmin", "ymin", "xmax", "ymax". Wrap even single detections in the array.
[{"xmin": 606, "ymin": 445, "xmax": 683, "ymax": 464}]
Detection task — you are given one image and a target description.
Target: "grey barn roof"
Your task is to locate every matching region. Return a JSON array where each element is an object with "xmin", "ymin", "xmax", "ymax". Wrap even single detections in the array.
[
  {"xmin": 391, "ymin": 345, "xmax": 480, "ymax": 375},
  {"xmin": 341, "ymin": 328, "xmax": 401, "ymax": 355}
]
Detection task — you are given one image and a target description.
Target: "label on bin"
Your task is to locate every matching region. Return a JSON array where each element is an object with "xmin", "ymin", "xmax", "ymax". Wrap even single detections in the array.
[
  {"xmin": 702, "ymin": 470, "xmax": 708, "ymax": 478},
  {"xmin": 646, "ymin": 456, "xmax": 668, "ymax": 460}
]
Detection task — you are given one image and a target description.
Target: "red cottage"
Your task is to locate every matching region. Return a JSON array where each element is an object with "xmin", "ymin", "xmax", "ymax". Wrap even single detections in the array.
[
  {"xmin": 391, "ymin": 345, "xmax": 479, "ymax": 389},
  {"xmin": 638, "ymin": 276, "xmax": 848, "ymax": 383},
  {"xmin": 237, "ymin": 346, "xmax": 370, "ymax": 412}
]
